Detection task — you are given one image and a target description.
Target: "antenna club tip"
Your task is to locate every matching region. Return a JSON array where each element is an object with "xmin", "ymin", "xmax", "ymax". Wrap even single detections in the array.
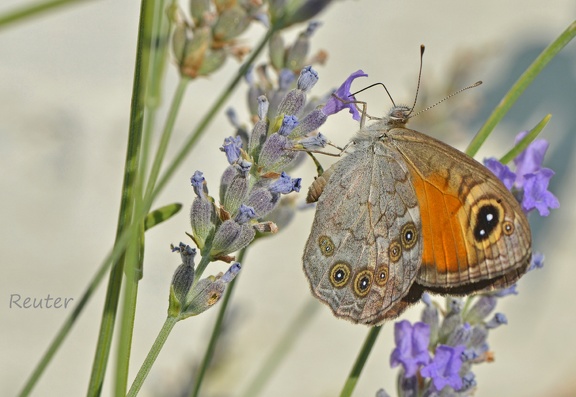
[
  {"xmin": 475, "ymin": 80, "xmax": 483, "ymax": 86},
  {"xmin": 420, "ymin": 44, "xmax": 425, "ymax": 54}
]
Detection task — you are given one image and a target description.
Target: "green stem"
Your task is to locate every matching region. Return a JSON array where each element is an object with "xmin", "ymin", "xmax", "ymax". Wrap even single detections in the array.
[
  {"xmin": 466, "ymin": 20, "xmax": 576, "ymax": 157},
  {"xmin": 0, "ymin": 0, "xmax": 90, "ymax": 29},
  {"xmin": 126, "ymin": 316, "xmax": 179, "ymax": 397},
  {"xmin": 499, "ymin": 114, "xmax": 552, "ymax": 164},
  {"xmin": 190, "ymin": 248, "xmax": 247, "ymax": 397},
  {"xmin": 87, "ymin": 0, "xmax": 160, "ymax": 393},
  {"xmin": 115, "ymin": 4, "xmax": 176, "ymax": 391},
  {"xmin": 114, "ymin": 224, "xmax": 144, "ymax": 397},
  {"xmin": 339, "ymin": 326, "xmax": 383, "ymax": 397},
  {"xmin": 239, "ymin": 299, "xmax": 319, "ymax": 397}
]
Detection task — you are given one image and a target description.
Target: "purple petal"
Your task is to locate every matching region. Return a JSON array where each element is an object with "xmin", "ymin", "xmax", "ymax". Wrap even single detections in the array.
[
  {"xmin": 421, "ymin": 344, "xmax": 465, "ymax": 391},
  {"xmin": 322, "ymin": 70, "xmax": 368, "ymax": 121},
  {"xmin": 514, "ymin": 131, "xmax": 550, "ymax": 188},
  {"xmin": 390, "ymin": 320, "xmax": 431, "ymax": 377},
  {"xmin": 484, "ymin": 158, "xmax": 516, "ymax": 190},
  {"xmin": 521, "ymin": 169, "xmax": 560, "ymax": 216}
]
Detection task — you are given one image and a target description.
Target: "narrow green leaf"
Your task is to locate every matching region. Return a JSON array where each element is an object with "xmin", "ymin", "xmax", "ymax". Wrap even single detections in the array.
[
  {"xmin": 466, "ymin": 20, "xmax": 576, "ymax": 157},
  {"xmin": 499, "ymin": 114, "xmax": 552, "ymax": 164},
  {"xmin": 144, "ymin": 203, "xmax": 183, "ymax": 230}
]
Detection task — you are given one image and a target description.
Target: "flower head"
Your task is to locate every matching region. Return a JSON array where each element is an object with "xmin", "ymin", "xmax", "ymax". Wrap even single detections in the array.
[
  {"xmin": 484, "ymin": 131, "xmax": 559, "ymax": 217},
  {"xmin": 390, "ymin": 320, "xmax": 431, "ymax": 377},
  {"xmin": 421, "ymin": 344, "xmax": 466, "ymax": 391}
]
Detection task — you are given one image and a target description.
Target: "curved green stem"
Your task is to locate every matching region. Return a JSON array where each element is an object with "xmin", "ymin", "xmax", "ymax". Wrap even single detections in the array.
[
  {"xmin": 339, "ymin": 326, "xmax": 383, "ymax": 397},
  {"xmin": 190, "ymin": 248, "xmax": 248, "ymax": 397},
  {"xmin": 466, "ymin": 20, "xmax": 576, "ymax": 157},
  {"xmin": 126, "ymin": 316, "xmax": 179, "ymax": 397}
]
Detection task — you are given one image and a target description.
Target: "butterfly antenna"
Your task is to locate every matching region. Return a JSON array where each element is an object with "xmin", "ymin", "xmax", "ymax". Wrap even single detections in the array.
[
  {"xmin": 350, "ymin": 82, "xmax": 397, "ymax": 107},
  {"xmin": 410, "ymin": 80, "xmax": 483, "ymax": 119},
  {"xmin": 406, "ymin": 45, "xmax": 426, "ymax": 117}
]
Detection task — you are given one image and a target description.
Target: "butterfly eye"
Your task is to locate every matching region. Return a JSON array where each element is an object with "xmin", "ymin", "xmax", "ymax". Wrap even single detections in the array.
[
  {"xmin": 329, "ymin": 263, "xmax": 351, "ymax": 288},
  {"xmin": 318, "ymin": 235, "xmax": 335, "ymax": 257},
  {"xmin": 353, "ymin": 269, "xmax": 373, "ymax": 297},
  {"xmin": 400, "ymin": 222, "xmax": 418, "ymax": 250}
]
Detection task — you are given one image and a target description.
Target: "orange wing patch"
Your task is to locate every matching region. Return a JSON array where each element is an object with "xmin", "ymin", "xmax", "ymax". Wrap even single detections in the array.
[{"xmin": 408, "ymin": 166, "xmax": 471, "ymax": 286}]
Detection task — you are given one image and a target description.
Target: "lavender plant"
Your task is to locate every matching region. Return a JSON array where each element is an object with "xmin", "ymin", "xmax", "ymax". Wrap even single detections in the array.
[{"xmin": 7, "ymin": 1, "xmax": 574, "ymax": 396}]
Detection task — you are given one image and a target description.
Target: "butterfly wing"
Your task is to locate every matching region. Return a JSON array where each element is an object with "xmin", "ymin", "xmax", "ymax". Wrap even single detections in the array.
[
  {"xmin": 303, "ymin": 140, "xmax": 423, "ymax": 325},
  {"xmin": 389, "ymin": 127, "xmax": 532, "ymax": 294}
]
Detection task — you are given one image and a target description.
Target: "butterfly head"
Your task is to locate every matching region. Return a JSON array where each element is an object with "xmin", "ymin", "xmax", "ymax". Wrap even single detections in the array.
[{"xmin": 385, "ymin": 105, "xmax": 412, "ymax": 128}]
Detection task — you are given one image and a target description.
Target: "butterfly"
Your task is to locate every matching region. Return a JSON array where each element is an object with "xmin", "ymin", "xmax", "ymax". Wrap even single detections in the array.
[{"xmin": 302, "ymin": 66, "xmax": 531, "ymax": 325}]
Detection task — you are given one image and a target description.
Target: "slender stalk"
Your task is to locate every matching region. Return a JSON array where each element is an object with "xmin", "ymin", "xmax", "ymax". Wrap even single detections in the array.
[
  {"xmin": 126, "ymin": 316, "xmax": 179, "ymax": 397},
  {"xmin": 86, "ymin": 0, "xmax": 156, "ymax": 394},
  {"xmin": 466, "ymin": 20, "xmax": 576, "ymax": 157},
  {"xmin": 190, "ymin": 248, "xmax": 247, "ymax": 397},
  {"xmin": 239, "ymin": 299, "xmax": 319, "ymax": 397},
  {"xmin": 339, "ymin": 326, "xmax": 383, "ymax": 397},
  {"xmin": 499, "ymin": 114, "xmax": 552, "ymax": 164},
  {"xmin": 114, "ymin": 2, "xmax": 174, "ymax": 392},
  {"xmin": 0, "ymin": 0, "xmax": 91, "ymax": 29}
]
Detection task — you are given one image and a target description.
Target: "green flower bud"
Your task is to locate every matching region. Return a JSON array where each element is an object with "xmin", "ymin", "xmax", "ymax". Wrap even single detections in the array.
[{"xmin": 213, "ymin": 5, "xmax": 251, "ymax": 42}]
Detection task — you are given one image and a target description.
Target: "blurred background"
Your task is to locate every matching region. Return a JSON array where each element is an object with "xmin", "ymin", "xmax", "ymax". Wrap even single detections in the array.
[{"xmin": 1, "ymin": 0, "xmax": 575, "ymax": 396}]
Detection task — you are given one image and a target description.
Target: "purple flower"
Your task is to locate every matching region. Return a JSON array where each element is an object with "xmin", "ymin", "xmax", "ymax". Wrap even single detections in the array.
[
  {"xmin": 220, "ymin": 136, "xmax": 243, "ymax": 164},
  {"xmin": 513, "ymin": 131, "xmax": 548, "ymax": 187},
  {"xmin": 528, "ymin": 252, "xmax": 545, "ymax": 271},
  {"xmin": 191, "ymin": 171, "xmax": 207, "ymax": 198},
  {"xmin": 521, "ymin": 168, "xmax": 559, "ymax": 216},
  {"xmin": 493, "ymin": 284, "xmax": 518, "ymax": 297},
  {"xmin": 278, "ymin": 115, "xmax": 299, "ymax": 136},
  {"xmin": 235, "ymin": 204, "xmax": 256, "ymax": 224},
  {"xmin": 296, "ymin": 65, "xmax": 318, "ymax": 92},
  {"xmin": 269, "ymin": 171, "xmax": 302, "ymax": 194},
  {"xmin": 421, "ymin": 344, "xmax": 465, "ymax": 391},
  {"xmin": 322, "ymin": 70, "xmax": 368, "ymax": 121},
  {"xmin": 484, "ymin": 158, "xmax": 516, "ymax": 190},
  {"xmin": 484, "ymin": 131, "xmax": 559, "ymax": 217},
  {"xmin": 297, "ymin": 132, "xmax": 328, "ymax": 150},
  {"xmin": 390, "ymin": 320, "xmax": 431, "ymax": 377},
  {"xmin": 485, "ymin": 313, "xmax": 508, "ymax": 329}
]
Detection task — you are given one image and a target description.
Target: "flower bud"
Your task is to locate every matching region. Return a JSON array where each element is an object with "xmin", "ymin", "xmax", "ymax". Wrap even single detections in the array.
[
  {"xmin": 213, "ymin": 5, "xmax": 250, "ymax": 42},
  {"xmin": 168, "ymin": 244, "xmax": 197, "ymax": 317},
  {"xmin": 190, "ymin": 172, "xmax": 217, "ymax": 250},
  {"xmin": 210, "ymin": 219, "xmax": 256, "ymax": 259}
]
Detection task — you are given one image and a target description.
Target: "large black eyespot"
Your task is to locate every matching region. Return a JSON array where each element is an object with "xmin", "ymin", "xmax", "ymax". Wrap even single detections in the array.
[
  {"xmin": 318, "ymin": 235, "xmax": 335, "ymax": 257},
  {"xmin": 330, "ymin": 263, "xmax": 351, "ymax": 288},
  {"xmin": 401, "ymin": 222, "xmax": 418, "ymax": 250},
  {"xmin": 473, "ymin": 204, "xmax": 500, "ymax": 242},
  {"xmin": 353, "ymin": 269, "xmax": 373, "ymax": 297}
]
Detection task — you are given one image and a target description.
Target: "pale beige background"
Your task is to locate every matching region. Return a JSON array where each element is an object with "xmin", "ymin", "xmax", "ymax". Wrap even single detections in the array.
[{"xmin": 1, "ymin": 1, "xmax": 575, "ymax": 396}]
